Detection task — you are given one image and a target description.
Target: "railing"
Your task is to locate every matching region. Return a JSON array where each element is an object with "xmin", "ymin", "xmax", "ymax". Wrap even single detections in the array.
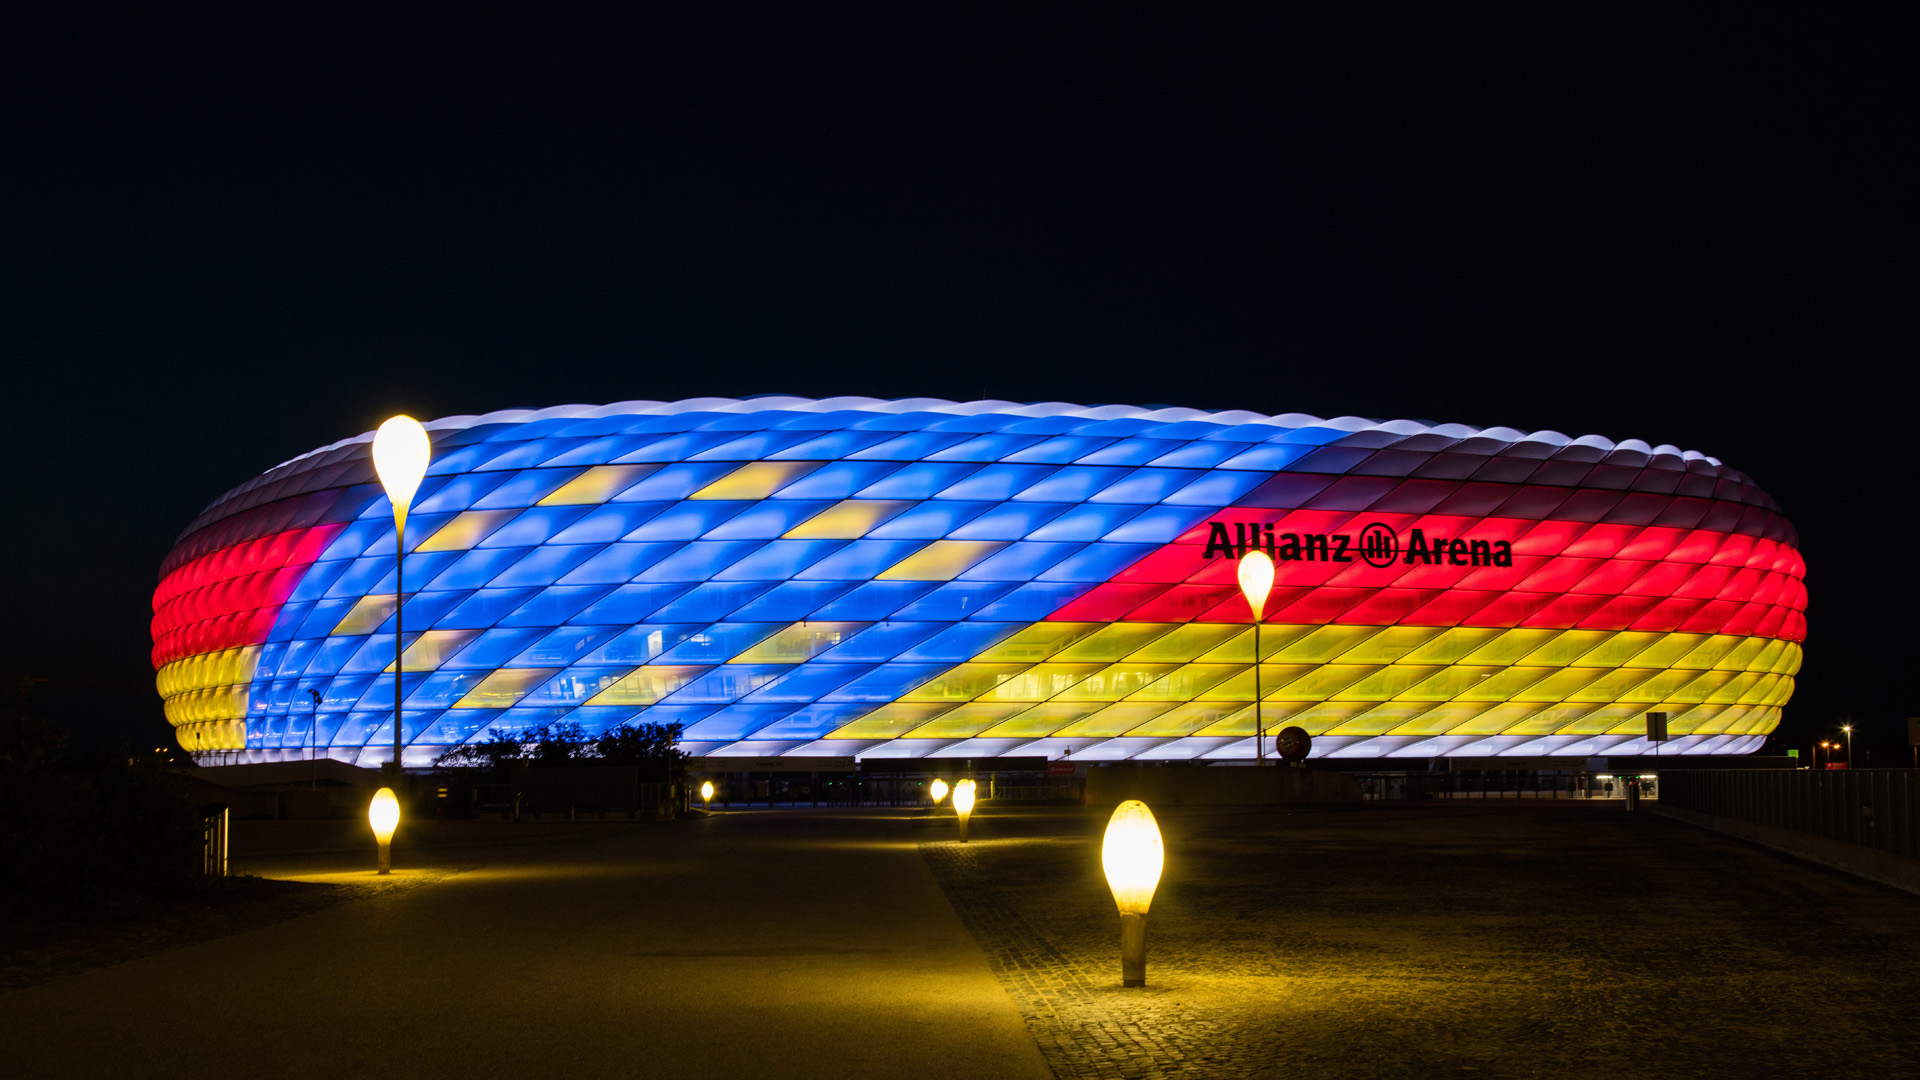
[{"xmin": 1658, "ymin": 770, "xmax": 1918, "ymax": 859}]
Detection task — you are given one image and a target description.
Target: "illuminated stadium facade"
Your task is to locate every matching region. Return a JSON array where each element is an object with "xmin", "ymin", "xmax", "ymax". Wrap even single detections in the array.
[{"xmin": 152, "ymin": 397, "xmax": 1805, "ymax": 765}]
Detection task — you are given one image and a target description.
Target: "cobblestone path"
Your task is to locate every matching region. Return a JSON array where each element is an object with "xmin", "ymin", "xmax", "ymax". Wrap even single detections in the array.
[{"xmin": 922, "ymin": 802, "xmax": 1920, "ymax": 1079}]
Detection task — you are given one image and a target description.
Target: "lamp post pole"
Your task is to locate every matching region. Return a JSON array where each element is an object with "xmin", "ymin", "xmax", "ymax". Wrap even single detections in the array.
[
  {"xmin": 1843, "ymin": 725, "xmax": 1853, "ymax": 770},
  {"xmin": 1236, "ymin": 550, "xmax": 1275, "ymax": 764},
  {"xmin": 372, "ymin": 416, "xmax": 430, "ymax": 786}
]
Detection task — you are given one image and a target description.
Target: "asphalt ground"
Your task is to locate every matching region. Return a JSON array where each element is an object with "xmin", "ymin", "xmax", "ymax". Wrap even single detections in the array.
[
  {"xmin": 923, "ymin": 799, "xmax": 1920, "ymax": 1079},
  {"xmin": 0, "ymin": 810, "xmax": 1051, "ymax": 1080},
  {"xmin": 3, "ymin": 800, "xmax": 1916, "ymax": 1079}
]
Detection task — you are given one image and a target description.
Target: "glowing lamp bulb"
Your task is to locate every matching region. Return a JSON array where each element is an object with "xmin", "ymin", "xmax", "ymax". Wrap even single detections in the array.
[
  {"xmin": 952, "ymin": 778, "xmax": 977, "ymax": 842},
  {"xmin": 1102, "ymin": 799, "xmax": 1164, "ymax": 916},
  {"xmin": 930, "ymin": 778, "xmax": 949, "ymax": 804},
  {"xmin": 369, "ymin": 786, "xmax": 400, "ymax": 874},
  {"xmin": 372, "ymin": 415, "xmax": 431, "ymax": 524},
  {"xmin": 1236, "ymin": 549, "xmax": 1274, "ymax": 619},
  {"xmin": 700, "ymin": 780, "xmax": 715, "ymax": 803},
  {"xmin": 1102, "ymin": 799, "xmax": 1164, "ymax": 988}
]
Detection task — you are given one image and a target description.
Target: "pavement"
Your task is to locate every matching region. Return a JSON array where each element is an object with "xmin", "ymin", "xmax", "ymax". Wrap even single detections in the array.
[
  {"xmin": 928, "ymin": 799, "xmax": 1920, "ymax": 1079},
  {"xmin": 0, "ymin": 809, "xmax": 1051, "ymax": 1080},
  {"xmin": 4, "ymin": 799, "xmax": 1918, "ymax": 1079}
]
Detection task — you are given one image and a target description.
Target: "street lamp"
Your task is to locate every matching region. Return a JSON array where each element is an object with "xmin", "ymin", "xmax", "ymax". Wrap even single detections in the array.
[
  {"xmin": 372, "ymin": 415, "xmax": 431, "ymax": 785},
  {"xmin": 369, "ymin": 786, "xmax": 400, "ymax": 874},
  {"xmin": 700, "ymin": 780, "xmax": 714, "ymax": 811},
  {"xmin": 1101, "ymin": 799, "xmax": 1164, "ymax": 987},
  {"xmin": 1842, "ymin": 725, "xmax": 1853, "ymax": 769},
  {"xmin": 930, "ymin": 778, "xmax": 949, "ymax": 805},
  {"xmin": 1236, "ymin": 549, "xmax": 1275, "ymax": 763},
  {"xmin": 952, "ymin": 779, "xmax": 976, "ymax": 842}
]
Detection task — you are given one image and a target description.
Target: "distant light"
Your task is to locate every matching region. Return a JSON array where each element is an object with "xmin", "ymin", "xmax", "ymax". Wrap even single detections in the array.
[
  {"xmin": 930, "ymin": 778, "xmax": 949, "ymax": 804},
  {"xmin": 700, "ymin": 780, "xmax": 715, "ymax": 804},
  {"xmin": 372, "ymin": 415, "xmax": 431, "ymax": 524}
]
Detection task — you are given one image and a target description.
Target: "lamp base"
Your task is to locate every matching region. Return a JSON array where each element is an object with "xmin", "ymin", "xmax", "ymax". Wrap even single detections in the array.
[{"xmin": 1120, "ymin": 911, "xmax": 1147, "ymax": 987}]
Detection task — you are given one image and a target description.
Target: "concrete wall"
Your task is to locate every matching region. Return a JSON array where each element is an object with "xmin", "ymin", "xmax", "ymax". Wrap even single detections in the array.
[{"xmin": 1086, "ymin": 765, "xmax": 1361, "ymax": 807}]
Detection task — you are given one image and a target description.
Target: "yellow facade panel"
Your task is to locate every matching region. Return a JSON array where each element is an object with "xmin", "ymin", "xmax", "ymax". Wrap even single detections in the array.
[
  {"xmin": 1332, "ymin": 665, "xmax": 1444, "ymax": 701},
  {"xmin": 1131, "ymin": 701, "xmax": 1246, "ymax": 737},
  {"xmin": 1338, "ymin": 626, "xmax": 1446, "ymax": 664},
  {"xmin": 691, "ymin": 461, "xmax": 822, "ymax": 501},
  {"xmin": 1052, "ymin": 622, "xmax": 1179, "ymax": 662},
  {"xmin": 585, "ymin": 665, "xmax": 706, "ymax": 706},
  {"xmin": 731, "ymin": 622, "xmax": 868, "ymax": 663},
  {"xmin": 983, "ymin": 663, "xmax": 1107, "ymax": 701},
  {"xmin": 1124, "ymin": 664, "xmax": 1240, "ymax": 701},
  {"xmin": 1450, "ymin": 666, "xmax": 1555, "ymax": 701},
  {"xmin": 826, "ymin": 703, "xmax": 953, "ymax": 739},
  {"xmin": 1057, "ymin": 702, "xmax": 1177, "ymax": 737},
  {"xmin": 980, "ymin": 701, "xmax": 1106, "ymax": 737},
  {"xmin": 900, "ymin": 663, "xmax": 1033, "ymax": 702},
  {"xmin": 1401, "ymin": 626, "xmax": 1506, "ymax": 665},
  {"xmin": 332, "ymin": 595, "xmax": 399, "ymax": 636},
  {"xmin": 877, "ymin": 540, "xmax": 1008, "ymax": 581},
  {"xmin": 390, "ymin": 629, "xmax": 482, "ymax": 672},
  {"xmin": 453, "ymin": 667, "xmax": 563, "ymax": 709},
  {"xmin": 1269, "ymin": 624, "xmax": 1386, "ymax": 664},
  {"xmin": 1053, "ymin": 663, "xmax": 1183, "ymax": 701},
  {"xmin": 1146, "ymin": 623, "xmax": 1259, "ymax": 662},
  {"xmin": 974, "ymin": 622, "xmax": 1101, "ymax": 662},
  {"xmin": 901, "ymin": 702, "xmax": 1026, "ymax": 738},
  {"xmin": 1624, "ymin": 632, "xmax": 1707, "ymax": 669},
  {"xmin": 537, "ymin": 464, "xmax": 655, "ymax": 505},
  {"xmin": 1519, "ymin": 629, "xmax": 1614, "ymax": 667},
  {"xmin": 1327, "ymin": 702, "xmax": 1431, "ymax": 737},
  {"xmin": 1460, "ymin": 628, "xmax": 1563, "ymax": 666},
  {"xmin": 416, "ymin": 509, "xmax": 521, "ymax": 552},
  {"xmin": 782, "ymin": 499, "xmax": 916, "ymax": 539}
]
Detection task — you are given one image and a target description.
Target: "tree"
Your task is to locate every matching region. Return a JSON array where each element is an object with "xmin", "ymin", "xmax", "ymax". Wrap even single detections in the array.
[{"xmin": 592, "ymin": 722, "xmax": 688, "ymax": 782}]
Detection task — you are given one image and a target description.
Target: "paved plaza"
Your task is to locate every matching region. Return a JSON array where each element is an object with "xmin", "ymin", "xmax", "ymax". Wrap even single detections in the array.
[{"xmin": 3, "ymin": 798, "xmax": 1917, "ymax": 1078}]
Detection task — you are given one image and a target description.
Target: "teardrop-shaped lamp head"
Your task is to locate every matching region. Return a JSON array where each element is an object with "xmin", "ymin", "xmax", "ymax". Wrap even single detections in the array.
[
  {"xmin": 372, "ymin": 415, "xmax": 432, "ymax": 523},
  {"xmin": 1102, "ymin": 799, "xmax": 1163, "ymax": 915},
  {"xmin": 1237, "ymin": 549, "xmax": 1274, "ymax": 619},
  {"xmin": 368, "ymin": 786, "xmax": 401, "ymax": 845},
  {"xmin": 930, "ymin": 778, "xmax": 950, "ymax": 803}
]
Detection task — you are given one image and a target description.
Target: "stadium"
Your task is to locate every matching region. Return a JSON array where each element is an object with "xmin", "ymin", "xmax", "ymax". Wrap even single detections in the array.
[{"xmin": 152, "ymin": 397, "xmax": 1805, "ymax": 766}]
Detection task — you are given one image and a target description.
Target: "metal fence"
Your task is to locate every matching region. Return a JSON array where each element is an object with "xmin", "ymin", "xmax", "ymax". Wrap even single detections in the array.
[{"xmin": 1658, "ymin": 770, "xmax": 1919, "ymax": 859}]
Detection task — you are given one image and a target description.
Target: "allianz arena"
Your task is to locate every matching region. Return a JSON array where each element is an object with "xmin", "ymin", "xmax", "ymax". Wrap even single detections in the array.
[{"xmin": 152, "ymin": 397, "xmax": 1805, "ymax": 764}]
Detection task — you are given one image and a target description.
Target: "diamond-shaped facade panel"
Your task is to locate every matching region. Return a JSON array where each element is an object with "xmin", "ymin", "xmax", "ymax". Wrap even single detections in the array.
[{"xmin": 152, "ymin": 398, "xmax": 1805, "ymax": 763}]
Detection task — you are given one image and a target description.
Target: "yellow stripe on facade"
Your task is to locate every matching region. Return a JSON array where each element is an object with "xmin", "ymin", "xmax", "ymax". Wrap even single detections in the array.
[
  {"xmin": 876, "ymin": 540, "xmax": 1007, "ymax": 581},
  {"xmin": 416, "ymin": 509, "xmax": 521, "ymax": 552},
  {"xmin": 690, "ymin": 461, "xmax": 821, "ymax": 500},
  {"xmin": 332, "ymin": 595, "xmax": 399, "ymax": 636},
  {"xmin": 538, "ymin": 464, "xmax": 655, "ymax": 505},
  {"xmin": 782, "ymin": 499, "xmax": 916, "ymax": 539},
  {"xmin": 451, "ymin": 668, "xmax": 562, "ymax": 709},
  {"xmin": 729, "ymin": 622, "xmax": 867, "ymax": 663}
]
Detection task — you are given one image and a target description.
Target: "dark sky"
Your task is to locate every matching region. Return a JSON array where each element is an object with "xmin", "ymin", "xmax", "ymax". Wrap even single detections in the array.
[{"xmin": 4, "ymin": 4, "xmax": 1912, "ymax": 759}]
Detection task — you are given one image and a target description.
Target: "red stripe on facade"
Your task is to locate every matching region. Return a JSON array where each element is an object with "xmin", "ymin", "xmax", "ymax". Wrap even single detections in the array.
[{"xmin": 150, "ymin": 523, "xmax": 346, "ymax": 667}]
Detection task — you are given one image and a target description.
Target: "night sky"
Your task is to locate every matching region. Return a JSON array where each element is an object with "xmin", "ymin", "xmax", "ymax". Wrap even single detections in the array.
[{"xmin": 4, "ymin": 5, "xmax": 1912, "ymax": 760}]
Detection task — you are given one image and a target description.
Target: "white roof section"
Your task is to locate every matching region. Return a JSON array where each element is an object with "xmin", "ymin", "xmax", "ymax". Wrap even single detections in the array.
[{"xmin": 271, "ymin": 396, "xmax": 1727, "ymax": 472}]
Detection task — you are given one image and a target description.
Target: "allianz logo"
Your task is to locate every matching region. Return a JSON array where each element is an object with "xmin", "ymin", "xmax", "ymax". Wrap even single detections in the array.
[{"xmin": 1201, "ymin": 520, "xmax": 1514, "ymax": 568}]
